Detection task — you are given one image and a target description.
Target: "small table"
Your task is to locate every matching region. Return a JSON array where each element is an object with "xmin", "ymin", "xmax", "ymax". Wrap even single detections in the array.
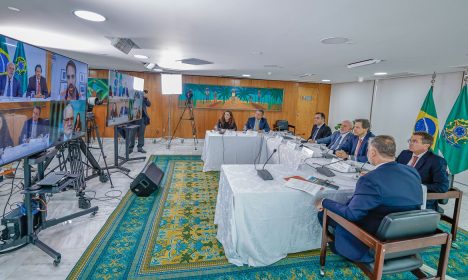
[{"xmin": 201, "ymin": 131, "xmax": 269, "ymax": 172}]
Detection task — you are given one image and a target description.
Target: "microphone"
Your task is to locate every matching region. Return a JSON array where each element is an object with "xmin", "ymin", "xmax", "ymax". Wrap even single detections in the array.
[
  {"xmin": 315, "ymin": 158, "xmax": 347, "ymax": 177},
  {"xmin": 257, "ymin": 149, "xmax": 277, "ymax": 180}
]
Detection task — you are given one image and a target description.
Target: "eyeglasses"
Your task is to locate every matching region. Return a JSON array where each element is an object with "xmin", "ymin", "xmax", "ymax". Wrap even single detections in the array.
[{"xmin": 67, "ymin": 74, "xmax": 75, "ymax": 79}]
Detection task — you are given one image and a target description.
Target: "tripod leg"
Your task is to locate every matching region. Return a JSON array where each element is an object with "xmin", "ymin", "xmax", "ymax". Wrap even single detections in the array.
[
  {"xmin": 188, "ymin": 105, "xmax": 198, "ymax": 149},
  {"xmin": 92, "ymin": 121, "xmax": 114, "ymax": 188},
  {"xmin": 168, "ymin": 105, "xmax": 187, "ymax": 148}
]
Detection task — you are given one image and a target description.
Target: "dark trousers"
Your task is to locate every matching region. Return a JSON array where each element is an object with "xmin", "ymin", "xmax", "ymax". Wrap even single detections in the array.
[{"xmin": 129, "ymin": 120, "xmax": 145, "ymax": 150}]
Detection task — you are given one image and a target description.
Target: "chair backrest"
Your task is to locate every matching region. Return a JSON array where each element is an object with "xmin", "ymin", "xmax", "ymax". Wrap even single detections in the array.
[
  {"xmin": 276, "ymin": 120, "xmax": 288, "ymax": 130},
  {"xmin": 376, "ymin": 209, "xmax": 440, "ymax": 241}
]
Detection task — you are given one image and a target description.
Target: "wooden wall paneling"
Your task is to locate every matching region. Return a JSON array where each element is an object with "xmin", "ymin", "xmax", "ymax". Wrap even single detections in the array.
[
  {"xmin": 295, "ymin": 84, "xmax": 319, "ymax": 138},
  {"xmin": 88, "ymin": 70, "xmax": 331, "ymax": 139}
]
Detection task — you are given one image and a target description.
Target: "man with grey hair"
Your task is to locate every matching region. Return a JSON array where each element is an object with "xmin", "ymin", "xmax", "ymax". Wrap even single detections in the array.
[
  {"xmin": 317, "ymin": 120, "xmax": 353, "ymax": 151},
  {"xmin": 316, "ymin": 135, "xmax": 423, "ymax": 263},
  {"xmin": 0, "ymin": 62, "xmax": 22, "ymax": 97},
  {"xmin": 61, "ymin": 104, "xmax": 75, "ymax": 141}
]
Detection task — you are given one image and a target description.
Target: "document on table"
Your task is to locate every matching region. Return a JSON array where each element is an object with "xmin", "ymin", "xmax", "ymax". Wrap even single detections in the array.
[{"xmin": 284, "ymin": 177, "xmax": 323, "ymax": 196}]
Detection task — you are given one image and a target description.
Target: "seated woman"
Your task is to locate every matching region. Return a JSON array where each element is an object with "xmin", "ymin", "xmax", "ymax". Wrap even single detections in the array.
[{"xmin": 216, "ymin": 110, "xmax": 237, "ymax": 131}]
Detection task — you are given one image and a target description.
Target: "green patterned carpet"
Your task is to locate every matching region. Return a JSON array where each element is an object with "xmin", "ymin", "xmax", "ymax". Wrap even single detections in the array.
[{"xmin": 68, "ymin": 155, "xmax": 468, "ymax": 279}]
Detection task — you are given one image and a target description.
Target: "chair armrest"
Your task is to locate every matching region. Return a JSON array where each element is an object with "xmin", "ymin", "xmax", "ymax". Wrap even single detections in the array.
[
  {"xmin": 324, "ymin": 209, "xmax": 380, "ymax": 249},
  {"xmin": 288, "ymin": 124, "xmax": 296, "ymax": 129},
  {"xmin": 427, "ymin": 188, "xmax": 462, "ymax": 200}
]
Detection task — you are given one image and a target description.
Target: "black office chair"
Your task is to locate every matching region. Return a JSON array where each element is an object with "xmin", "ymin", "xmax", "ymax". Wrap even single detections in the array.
[
  {"xmin": 320, "ymin": 209, "xmax": 451, "ymax": 280},
  {"xmin": 273, "ymin": 120, "xmax": 296, "ymax": 134}
]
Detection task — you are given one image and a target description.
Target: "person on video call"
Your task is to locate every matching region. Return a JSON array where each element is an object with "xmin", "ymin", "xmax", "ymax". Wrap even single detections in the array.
[
  {"xmin": 216, "ymin": 110, "xmax": 237, "ymax": 130},
  {"xmin": 74, "ymin": 112, "xmax": 82, "ymax": 132},
  {"xmin": 110, "ymin": 103, "xmax": 119, "ymax": 119},
  {"xmin": 0, "ymin": 62, "xmax": 22, "ymax": 97},
  {"xmin": 245, "ymin": 109, "xmax": 270, "ymax": 132},
  {"xmin": 0, "ymin": 113, "xmax": 13, "ymax": 150},
  {"xmin": 60, "ymin": 104, "xmax": 75, "ymax": 141},
  {"xmin": 26, "ymin": 64, "xmax": 48, "ymax": 98},
  {"xmin": 19, "ymin": 105, "xmax": 49, "ymax": 144},
  {"xmin": 60, "ymin": 60, "xmax": 80, "ymax": 100},
  {"xmin": 120, "ymin": 104, "xmax": 129, "ymax": 116}
]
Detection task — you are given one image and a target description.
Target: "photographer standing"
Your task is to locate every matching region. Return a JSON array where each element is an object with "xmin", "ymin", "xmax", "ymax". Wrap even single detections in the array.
[{"xmin": 131, "ymin": 89, "xmax": 151, "ymax": 153}]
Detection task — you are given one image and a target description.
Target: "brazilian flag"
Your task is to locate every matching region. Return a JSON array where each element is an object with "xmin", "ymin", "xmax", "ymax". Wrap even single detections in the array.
[
  {"xmin": 13, "ymin": 41, "xmax": 27, "ymax": 96},
  {"xmin": 439, "ymin": 85, "xmax": 468, "ymax": 174},
  {"xmin": 0, "ymin": 35, "xmax": 10, "ymax": 75},
  {"xmin": 414, "ymin": 86, "xmax": 439, "ymax": 152}
]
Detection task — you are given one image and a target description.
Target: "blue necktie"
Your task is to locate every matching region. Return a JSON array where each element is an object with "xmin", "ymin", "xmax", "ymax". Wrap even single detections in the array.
[
  {"xmin": 330, "ymin": 134, "xmax": 342, "ymax": 150},
  {"xmin": 6, "ymin": 78, "xmax": 11, "ymax": 97},
  {"xmin": 312, "ymin": 127, "xmax": 319, "ymax": 140}
]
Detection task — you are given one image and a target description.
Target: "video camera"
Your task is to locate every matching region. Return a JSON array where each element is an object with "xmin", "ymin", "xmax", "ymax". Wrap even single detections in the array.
[
  {"xmin": 87, "ymin": 97, "xmax": 104, "ymax": 112},
  {"xmin": 185, "ymin": 89, "xmax": 193, "ymax": 104}
]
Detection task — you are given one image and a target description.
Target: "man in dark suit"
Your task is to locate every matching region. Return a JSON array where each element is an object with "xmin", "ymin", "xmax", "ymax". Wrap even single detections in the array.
[
  {"xmin": 26, "ymin": 64, "xmax": 48, "ymax": 98},
  {"xmin": 130, "ymin": 90, "xmax": 152, "ymax": 153},
  {"xmin": 0, "ymin": 62, "xmax": 22, "ymax": 97},
  {"xmin": 396, "ymin": 132, "xmax": 449, "ymax": 210},
  {"xmin": 120, "ymin": 105, "xmax": 129, "ymax": 116},
  {"xmin": 19, "ymin": 106, "xmax": 49, "ymax": 144},
  {"xmin": 317, "ymin": 135, "xmax": 423, "ymax": 263},
  {"xmin": 336, "ymin": 119, "xmax": 375, "ymax": 162},
  {"xmin": 308, "ymin": 112, "xmax": 332, "ymax": 142},
  {"xmin": 317, "ymin": 120, "xmax": 354, "ymax": 151},
  {"xmin": 245, "ymin": 109, "xmax": 270, "ymax": 132}
]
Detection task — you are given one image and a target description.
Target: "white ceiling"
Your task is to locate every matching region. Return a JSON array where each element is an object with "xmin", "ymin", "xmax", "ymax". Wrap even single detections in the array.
[{"xmin": 1, "ymin": 0, "xmax": 467, "ymax": 83}]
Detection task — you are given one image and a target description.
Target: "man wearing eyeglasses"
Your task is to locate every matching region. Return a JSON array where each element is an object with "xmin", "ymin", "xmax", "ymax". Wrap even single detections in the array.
[
  {"xmin": 396, "ymin": 131, "xmax": 449, "ymax": 210},
  {"xmin": 60, "ymin": 104, "xmax": 75, "ymax": 142},
  {"xmin": 0, "ymin": 62, "xmax": 22, "ymax": 97}
]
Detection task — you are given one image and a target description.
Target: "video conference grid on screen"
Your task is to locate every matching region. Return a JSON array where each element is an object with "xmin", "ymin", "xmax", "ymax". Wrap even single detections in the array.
[
  {"xmin": 106, "ymin": 70, "xmax": 143, "ymax": 127},
  {"xmin": 0, "ymin": 34, "xmax": 87, "ymax": 166}
]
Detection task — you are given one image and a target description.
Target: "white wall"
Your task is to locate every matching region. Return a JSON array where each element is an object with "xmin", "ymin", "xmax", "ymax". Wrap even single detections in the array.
[
  {"xmin": 328, "ymin": 81, "xmax": 374, "ymax": 128},
  {"xmin": 329, "ymin": 72, "xmax": 468, "ymax": 185}
]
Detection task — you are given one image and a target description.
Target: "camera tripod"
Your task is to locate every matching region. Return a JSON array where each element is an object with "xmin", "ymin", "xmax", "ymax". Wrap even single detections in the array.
[
  {"xmin": 167, "ymin": 99, "xmax": 198, "ymax": 150},
  {"xmin": 85, "ymin": 112, "xmax": 114, "ymax": 187}
]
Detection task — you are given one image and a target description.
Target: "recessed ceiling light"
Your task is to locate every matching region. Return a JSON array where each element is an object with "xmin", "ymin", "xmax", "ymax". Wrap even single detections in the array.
[
  {"xmin": 358, "ymin": 77, "xmax": 364, "ymax": 82},
  {"xmin": 8, "ymin": 7, "xmax": 20, "ymax": 12},
  {"xmin": 321, "ymin": 79, "xmax": 331, "ymax": 82},
  {"xmin": 267, "ymin": 72, "xmax": 272, "ymax": 76},
  {"xmin": 134, "ymin": 54, "xmax": 148, "ymax": 59},
  {"xmin": 73, "ymin": 10, "xmax": 106, "ymax": 22},
  {"xmin": 374, "ymin": 72, "xmax": 387, "ymax": 76},
  {"xmin": 242, "ymin": 74, "xmax": 251, "ymax": 77},
  {"xmin": 321, "ymin": 37, "xmax": 350, "ymax": 45}
]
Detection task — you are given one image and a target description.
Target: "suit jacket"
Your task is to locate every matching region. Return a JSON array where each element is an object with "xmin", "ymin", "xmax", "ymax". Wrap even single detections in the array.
[
  {"xmin": 396, "ymin": 150, "xmax": 449, "ymax": 210},
  {"xmin": 340, "ymin": 131, "xmax": 375, "ymax": 162},
  {"xmin": 142, "ymin": 97, "xmax": 151, "ymax": 125},
  {"xmin": 317, "ymin": 131, "xmax": 354, "ymax": 151},
  {"xmin": 26, "ymin": 76, "xmax": 48, "ymax": 98},
  {"xmin": 308, "ymin": 124, "xmax": 332, "ymax": 141},
  {"xmin": 322, "ymin": 162, "xmax": 423, "ymax": 262},
  {"xmin": 0, "ymin": 75, "xmax": 22, "ymax": 97},
  {"xmin": 120, "ymin": 106, "xmax": 129, "ymax": 115},
  {"xmin": 245, "ymin": 117, "xmax": 270, "ymax": 132},
  {"xmin": 19, "ymin": 118, "xmax": 49, "ymax": 143}
]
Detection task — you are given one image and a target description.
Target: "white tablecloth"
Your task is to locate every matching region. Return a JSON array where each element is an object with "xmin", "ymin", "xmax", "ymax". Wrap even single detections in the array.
[
  {"xmin": 201, "ymin": 131, "xmax": 269, "ymax": 171},
  {"xmin": 214, "ymin": 163, "xmax": 357, "ymax": 267}
]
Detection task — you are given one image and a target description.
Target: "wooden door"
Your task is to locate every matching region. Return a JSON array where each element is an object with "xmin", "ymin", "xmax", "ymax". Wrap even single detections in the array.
[{"xmin": 295, "ymin": 85, "xmax": 318, "ymax": 138}]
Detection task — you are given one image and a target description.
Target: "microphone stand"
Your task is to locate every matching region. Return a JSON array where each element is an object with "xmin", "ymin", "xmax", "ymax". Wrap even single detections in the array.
[{"xmin": 256, "ymin": 149, "xmax": 277, "ymax": 180}]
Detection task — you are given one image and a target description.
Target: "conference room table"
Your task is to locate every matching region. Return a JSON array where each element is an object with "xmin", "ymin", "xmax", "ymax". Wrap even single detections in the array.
[
  {"xmin": 214, "ymin": 161, "xmax": 358, "ymax": 267},
  {"xmin": 201, "ymin": 130, "xmax": 310, "ymax": 171}
]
